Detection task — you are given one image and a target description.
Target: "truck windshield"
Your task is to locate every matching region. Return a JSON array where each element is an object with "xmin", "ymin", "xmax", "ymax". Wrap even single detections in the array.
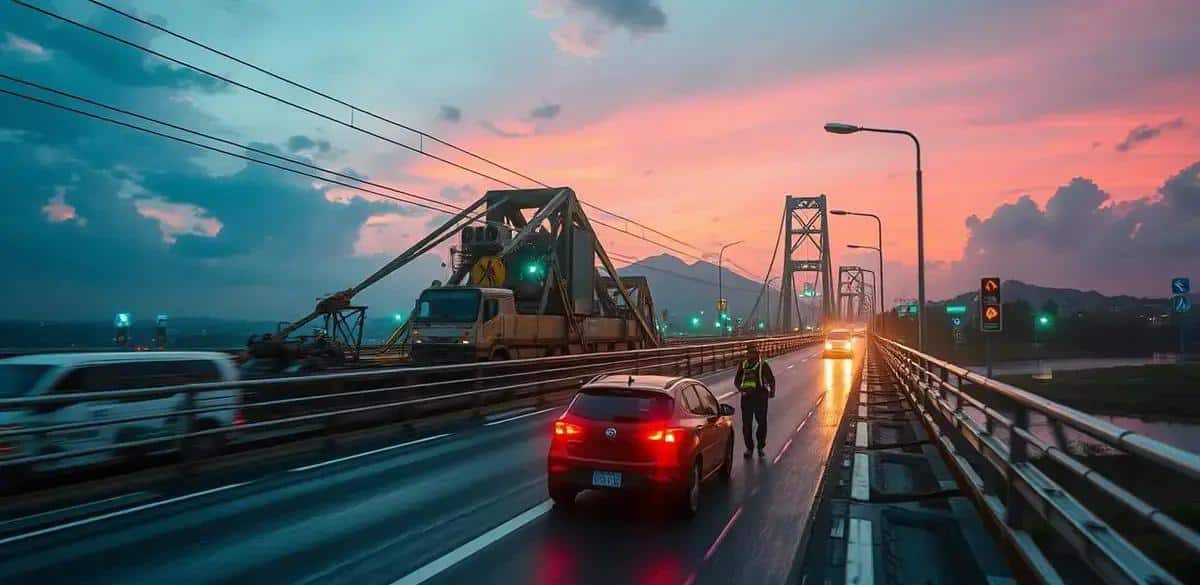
[
  {"xmin": 0, "ymin": 364, "xmax": 52, "ymax": 398},
  {"xmin": 414, "ymin": 289, "xmax": 481, "ymax": 323}
]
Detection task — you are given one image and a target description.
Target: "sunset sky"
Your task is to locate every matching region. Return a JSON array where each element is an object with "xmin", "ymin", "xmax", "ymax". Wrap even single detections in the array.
[{"xmin": 1, "ymin": 0, "xmax": 1198, "ymax": 319}]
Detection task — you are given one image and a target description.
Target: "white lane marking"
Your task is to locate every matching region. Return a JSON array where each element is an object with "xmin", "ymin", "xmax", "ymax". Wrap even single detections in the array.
[
  {"xmin": 681, "ymin": 572, "xmax": 697, "ymax": 585},
  {"xmin": 851, "ymin": 453, "xmax": 870, "ymax": 501},
  {"xmin": 772, "ymin": 437, "xmax": 793, "ymax": 464},
  {"xmin": 704, "ymin": 506, "xmax": 743, "ymax": 561},
  {"xmin": 483, "ymin": 406, "xmax": 560, "ymax": 426},
  {"xmin": 855, "ymin": 422, "xmax": 869, "ymax": 448},
  {"xmin": 796, "ymin": 419, "xmax": 808, "ymax": 433},
  {"xmin": 846, "ymin": 518, "xmax": 875, "ymax": 585},
  {"xmin": 0, "ymin": 482, "xmax": 250, "ymax": 546},
  {"xmin": 290, "ymin": 433, "xmax": 452, "ymax": 472},
  {"xmin": 391, "ymin": 500, "xmax": 553, "ymax": 585},
  {"xmin": 858, "ymin": 404, "xmax": 867, "ymax": 418},
  {"xmin": 717, "ymin": 390, "xmax": 737, "ymax": 400},
  {"xmin": 0, "ymin": 491, "xmax": 153, "ymax": 532},
  {"xmin": 786, "ymin": 364, "xmax": 795, "ymax": 370}
]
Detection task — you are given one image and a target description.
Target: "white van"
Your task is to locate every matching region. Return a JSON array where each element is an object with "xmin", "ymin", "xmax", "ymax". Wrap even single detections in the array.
[{"xmin": 0, "ymin": 351, "xmax": 242, "ymax": 473}]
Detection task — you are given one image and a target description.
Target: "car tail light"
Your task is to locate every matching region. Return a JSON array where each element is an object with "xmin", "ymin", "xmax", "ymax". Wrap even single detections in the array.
[
  {"xmin": 554, "ymin": 420, "xmax": 583, "ymax": 437},
  {"xmin": 647, "ymin": 428, "xmax": 682, "ymax": 444}
]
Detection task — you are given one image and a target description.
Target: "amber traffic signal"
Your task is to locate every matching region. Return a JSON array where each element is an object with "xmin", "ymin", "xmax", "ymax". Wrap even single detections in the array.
[{"xmin": 980, "ymin": 277, "xmax": 1002, "ymax": 333}]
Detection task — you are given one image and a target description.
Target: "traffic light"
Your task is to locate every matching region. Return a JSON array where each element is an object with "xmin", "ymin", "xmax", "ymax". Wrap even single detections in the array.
[
  {"xmin": 523, "ymin": 260, "xmax": 545, "ymax": 279},
  {"xmin": 757, "ymin": 321, "xmax": 765, "ymax": 330},
  {"xmin": 1036, "ymin": 314, "xmax": 1053, "ymax": 328},
  {"xmin": 114, "ymin": 312, "xmax": 131, "ymax": 346},
  {"xmin": 690, "ymin": 316, "xmax": 701, "ymax": 328},
  {"xmin": 802, "ymin": 283, "xmax": 815, "ymax": 297},
  {"xmin": 980, "ymin": 277, "xmax": 1002, "ymax": 333}
]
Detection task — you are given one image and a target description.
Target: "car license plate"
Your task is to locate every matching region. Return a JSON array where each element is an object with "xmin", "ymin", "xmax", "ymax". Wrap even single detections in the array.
[{"xmin": 592, "ymin": 470, "xmax": 622, "ymax": 488}]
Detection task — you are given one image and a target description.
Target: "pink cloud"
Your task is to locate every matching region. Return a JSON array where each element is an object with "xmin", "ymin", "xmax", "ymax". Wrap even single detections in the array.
[
  {"xmin": 134, "ymin": 197, "xmax": 222, "ymax": 244},
  {"xmin": 3, "ymin": 32, "xmax": 50, "ymax": 61},
  {"xmin": 41, "ymin": 192, "xmax": 85, "ymax": 226}
]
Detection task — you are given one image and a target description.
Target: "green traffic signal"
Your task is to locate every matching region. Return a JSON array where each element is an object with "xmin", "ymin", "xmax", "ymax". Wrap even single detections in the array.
[{"xmin": 690, "ymin": 316, "xmax": 701, "ymax": 327}]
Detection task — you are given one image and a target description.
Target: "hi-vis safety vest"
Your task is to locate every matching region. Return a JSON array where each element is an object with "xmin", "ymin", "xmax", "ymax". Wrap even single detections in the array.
[{"xmin": 739, "ymin": 360, "xmax": 764, "ymax": 390}]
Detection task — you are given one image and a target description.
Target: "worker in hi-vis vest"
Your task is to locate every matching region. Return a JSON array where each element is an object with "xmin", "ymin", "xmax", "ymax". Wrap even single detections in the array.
[{"xmin": 733, "ymin": 343, "xmax": 777, "ymax": 458}]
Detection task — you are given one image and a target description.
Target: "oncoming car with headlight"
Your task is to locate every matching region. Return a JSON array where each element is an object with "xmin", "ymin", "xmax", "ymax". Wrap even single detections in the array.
[
  {"xmin": 547, "ymin": 374, "xmax": 736, "ymax": 518},
  {"xmin": 823, "ymin": 329, "xmax": 855, "ymax": 358}
]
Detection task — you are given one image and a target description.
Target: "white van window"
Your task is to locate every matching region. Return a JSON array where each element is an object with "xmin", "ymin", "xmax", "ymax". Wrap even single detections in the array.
[
  {"xmin": 0, "ymin": 364, "xmax": 52, "ymax": 398},
  {"xmin": 54, "ymin": 360, "xmax": 222, "ymax": 395}
]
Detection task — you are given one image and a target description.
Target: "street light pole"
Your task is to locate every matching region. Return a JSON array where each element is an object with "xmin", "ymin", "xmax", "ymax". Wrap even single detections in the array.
[
  {"xmin": 833, "ymin": 210, "xmax": 885, "ymax": 336},
  {"xmin": 717, "ymin": 240, "xmax": 743, "ymax": 337},
  {"xmin": 847, "ymin": 244, "xmax": 883, "ymax": 328},
  {"xmin": 825, "ymin": 122, "xmax": 925, "ymax": 350}
]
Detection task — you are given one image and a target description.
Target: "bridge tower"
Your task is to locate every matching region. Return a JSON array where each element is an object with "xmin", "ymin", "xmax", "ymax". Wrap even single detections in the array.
[
  {"xmin": 779, "ymin": 195, "xmax": 834, "ymax": 331},
  {"xmin": 837, "ymin": 266, "xmax": 877, "ymax": 322}
]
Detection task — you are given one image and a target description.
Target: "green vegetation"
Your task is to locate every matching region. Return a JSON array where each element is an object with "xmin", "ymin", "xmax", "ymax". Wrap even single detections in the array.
[{"xmin": 996, "ymin": 364, "xmax": 1200, "ymax": 419}]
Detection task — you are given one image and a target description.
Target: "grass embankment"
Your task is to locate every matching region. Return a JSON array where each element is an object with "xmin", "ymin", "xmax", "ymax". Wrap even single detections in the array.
[{"xmin": 992, "ymin": 363, "xmax": 1200, "ymax": 420}]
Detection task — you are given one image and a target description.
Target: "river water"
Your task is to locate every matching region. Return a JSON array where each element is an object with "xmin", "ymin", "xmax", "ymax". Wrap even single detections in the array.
[{"xmin": 960, "ymin": 357, "xmax": 1200, "ymax": 454}]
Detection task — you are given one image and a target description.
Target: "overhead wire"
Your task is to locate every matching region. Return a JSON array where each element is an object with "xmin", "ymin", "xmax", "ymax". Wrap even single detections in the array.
[
  {"xmin": 0, "ymin": 85, "xmax": 474, "ymax": 220},
  {"xmin": 35, "ymin": 0, "xmax": 711, "ymax": 260}
]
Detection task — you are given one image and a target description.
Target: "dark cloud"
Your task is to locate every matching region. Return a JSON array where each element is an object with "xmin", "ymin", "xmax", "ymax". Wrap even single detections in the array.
[
  {"xmin": 947, "ymin": 161, "xmax": 1200, "ymax": 296},
  {"xmin": 285, "ymin": 134, "xmax": 332, "ymax": 155},
  {"xmin": 438, "ymin": 105, "xmax": 462, "ymax": 123},
  {"xmin": 1115, "ymin": 117, "xmax": 1185, "ymax": 152},
  {"xmin": 1, "ymin": 3, "xmax": 225, "ymax": 93},
  {"xmin": 0, "ymin": 13, "xmax": 441, "ymax": 320},
  {"xmin": 529, "ymin": 103, "xmax": 561, "ymax": 119},
  {"xmin": 571, "ymin": 0, "xmax": 667, "ymax": 33}
]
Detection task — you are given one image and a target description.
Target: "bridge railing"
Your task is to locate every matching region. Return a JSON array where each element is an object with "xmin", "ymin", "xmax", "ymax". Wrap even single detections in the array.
[
  {"xmin": 876, "ymin": 337, "xmax": 1200, "ymax": 585},
  {"xmin": 0, "ymin": 334, "xmax": 818, "ymax": 482}
]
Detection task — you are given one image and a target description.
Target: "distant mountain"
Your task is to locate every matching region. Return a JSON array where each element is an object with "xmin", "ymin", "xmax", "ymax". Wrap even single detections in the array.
[
  {"xmin": 938, "ymin": 280, "xmax": 1192, "ymax": 315},
  {"xmin": 617, "ymin": 254, "xmax": 821, "ymax": 330}
]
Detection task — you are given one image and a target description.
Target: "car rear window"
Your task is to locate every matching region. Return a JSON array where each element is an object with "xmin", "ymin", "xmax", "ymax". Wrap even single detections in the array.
[
  {"xmin": 569, "ymin": 389, "xmax": 674, "ymax": 422},
  {"xmin": 828, "ymin": 331, "xmax": 851, "ymax": 340}
]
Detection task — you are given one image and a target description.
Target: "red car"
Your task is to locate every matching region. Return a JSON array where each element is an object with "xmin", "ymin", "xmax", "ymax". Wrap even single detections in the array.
[{"xmin": 547, "ymin": 374, "xmax": 736, "ymax": 517}]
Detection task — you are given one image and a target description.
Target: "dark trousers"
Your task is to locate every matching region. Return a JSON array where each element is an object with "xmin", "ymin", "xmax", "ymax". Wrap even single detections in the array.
[{"xmin": 741, "ymin": 393, "xmax": 769, "ymax": 450}]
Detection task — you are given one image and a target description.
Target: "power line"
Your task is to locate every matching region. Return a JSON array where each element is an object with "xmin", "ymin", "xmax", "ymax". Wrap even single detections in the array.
[
  {"xmin": 70, "ymin": 0, "xmax": 710, "ymax": 257},
  {"xmin": 0, "ymin": 74, "xmax": 464, "ymax": 216},
  {"xmin": 0, "ymin": 86, "xmax": 466, "ymax": 218}
]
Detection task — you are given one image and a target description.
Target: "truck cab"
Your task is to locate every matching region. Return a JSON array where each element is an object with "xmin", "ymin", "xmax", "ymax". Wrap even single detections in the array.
[{"xmin": 410, "ymin": 286, "xmax": 514, "ymax": 364}]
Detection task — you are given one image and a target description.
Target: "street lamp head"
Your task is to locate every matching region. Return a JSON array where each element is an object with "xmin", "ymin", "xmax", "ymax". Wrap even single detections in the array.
[
  {"xmin": 830, "ymin": 209, "xmax": 849, "ymax": 216},
  {"xmin": 847, "ymin": 244, "xmax": 863, "ymax": 249},
  {"xmin": 824, "ymin": 122, "xmax": 861, "ymax": 135}
]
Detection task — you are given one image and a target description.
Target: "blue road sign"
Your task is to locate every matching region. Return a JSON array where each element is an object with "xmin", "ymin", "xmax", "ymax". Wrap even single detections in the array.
[
  {"xmin": 1172, "ymin": 277, "xmax": 1190, "ymax": 295},
  {"xmin": 1173, "ymin": 295, "xmax": 1191, "ymax": 313},
  {"xmin": 951, "ymin": 317, "xmax": 963, "ymax": 327}
]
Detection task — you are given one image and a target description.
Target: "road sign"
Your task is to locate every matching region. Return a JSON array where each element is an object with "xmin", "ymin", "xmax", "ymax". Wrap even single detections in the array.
[
  {"xmin": 470, "ymin": 256, "xmax": 506, "ymax": 287},
  {"xmin": 951, "ymin": 317, "xmax": 963, "ymax": 327},
  {"xmin": 980, "ymin": 277, "xmax": 1002, "ymax": 333},
  {"xmin": 1172, "ymin": 277, "xmax": 1190, "ymax": 295},
  {"xmin": 1173, "ymin": 295, "xmax": 1192, "ymax": 313},
  {"xmin": 946, "ymin": 305, "xmax": 967, "ymax": 315}
]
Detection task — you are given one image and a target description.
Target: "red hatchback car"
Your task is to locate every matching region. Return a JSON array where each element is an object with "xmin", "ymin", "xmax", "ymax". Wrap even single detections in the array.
[{"xmin": 547, "ymin": 374, "xmax": 736, "ymax": 517}]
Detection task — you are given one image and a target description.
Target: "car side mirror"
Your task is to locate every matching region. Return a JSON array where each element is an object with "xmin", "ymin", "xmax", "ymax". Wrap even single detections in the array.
[{"xmin": 719, "ymin": 404, "xmax": 735, "ymax": 416}]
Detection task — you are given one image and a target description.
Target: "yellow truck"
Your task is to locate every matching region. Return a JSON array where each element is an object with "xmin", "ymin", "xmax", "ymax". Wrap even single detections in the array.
[{"xmin": 409, "ymin": 286, "xmax": 645, "ymax": 364}]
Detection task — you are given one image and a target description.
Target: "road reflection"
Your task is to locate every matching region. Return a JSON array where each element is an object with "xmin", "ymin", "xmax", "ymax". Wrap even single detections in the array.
[{"xmin": 823, "ymin": 354, "xmax": 855, "ymax": 401}]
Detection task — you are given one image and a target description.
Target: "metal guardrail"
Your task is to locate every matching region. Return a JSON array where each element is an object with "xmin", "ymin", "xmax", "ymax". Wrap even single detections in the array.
[
  {"xmin": 0, "ymin": 334, "xmax": 819, "ymax": 480},
  {"xmin": 876, "ymin": 337, "xmax": 1200, "ymax": 585}
]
